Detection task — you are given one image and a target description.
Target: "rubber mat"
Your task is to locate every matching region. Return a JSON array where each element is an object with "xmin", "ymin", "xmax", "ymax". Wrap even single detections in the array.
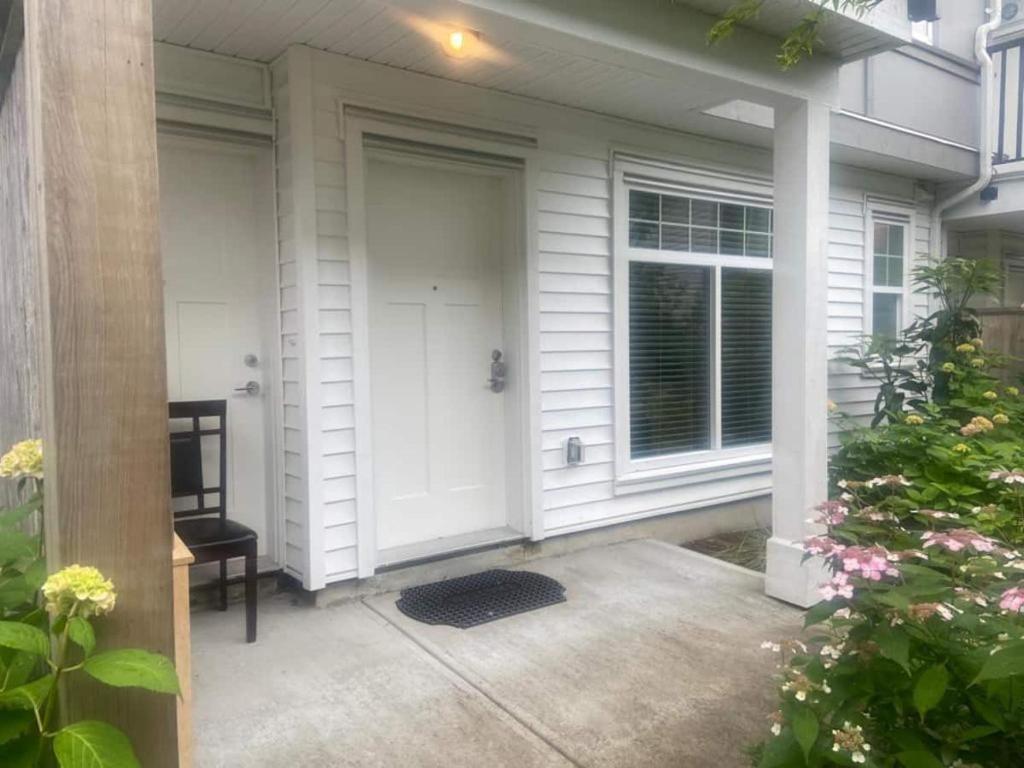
[{"xmin": 395, "ymin": 569, "xmax": 567, "ymax": 629}]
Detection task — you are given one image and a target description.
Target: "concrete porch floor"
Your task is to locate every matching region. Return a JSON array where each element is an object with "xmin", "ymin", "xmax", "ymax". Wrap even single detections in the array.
[{"xmin": 190, "ymin": 539, "xmax": 802, "ymax": 767}]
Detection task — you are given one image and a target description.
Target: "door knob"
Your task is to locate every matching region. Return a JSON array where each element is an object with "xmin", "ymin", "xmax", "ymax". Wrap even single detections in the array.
[{"xmin": 234, "ymin": 380, "xmax": 260, "ymax": 396}]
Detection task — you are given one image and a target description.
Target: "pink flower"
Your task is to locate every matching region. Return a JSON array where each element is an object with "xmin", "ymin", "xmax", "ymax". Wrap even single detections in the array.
[
  {"xmin": 813, "ymin": 500, "xmax": 849, "ymax": 526},
  {"xmin": 921, "ymin": 529, "xmax": 998, "ymax": 554},
  {"xmin": 999, "ymin": 587, "xmax": 1024, "ymax": 614},
  {"xmin": 820, "ymin": 572, "xmax": 854, "ymax": 601},
  {"xmin": 841, "ymin": 546, "xmax": 899, "ymax": 581},
  {"xmin": 804, "ymin": 536, "xmax": 846, "ymax": 557}
]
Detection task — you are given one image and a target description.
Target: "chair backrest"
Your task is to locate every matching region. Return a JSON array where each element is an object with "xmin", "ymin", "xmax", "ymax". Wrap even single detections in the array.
[{"xmin": 169, "ymin": 400, "xmax": 227, "ymax": 522}]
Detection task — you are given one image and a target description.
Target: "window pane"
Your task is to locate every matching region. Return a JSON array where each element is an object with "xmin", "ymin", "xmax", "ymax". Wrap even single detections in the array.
[
  {"xmin": 629, "ymin": 220, "xmax": 659, "ymax": 248},
  {"xmin": 873, "ymin": 254, "xmax": 888, "ymax": 286},
  {"xmin": 691, "ymin": 199, "xmax": 718, "ymax": 228},
  {"xmin": 873, "ymin": 223, "xmax": 890, "ymax": 255},
  {"xmin": 721, "ymin": 269, "xmax": 772, "ymax": 447},
  {"xmin": 661, "ymin": 224, "xmax": 690, "ymax": 251},
  {"xmin": 661, "ymin": 195, "xmax": 689, "ymax": 224},
  {"xmin": 747, "ymin": 207, "xmax": 771, "ymax": 233},
  {"xmin": 745, "ymin": 233, "xmax": 771, "ymax": 258},
  {"xmin": 629, "ymin": 262, "xmax": 712, "ymax": 458},
  {"xmin": 888, "ymin": 255, "xmax": 903, "ymax": 286},
  {"xmin": 720, "ymin": 203, "xmax": 745, "ymax": 230},
  {"xmin": 720, "ymin": 229, "xmax": 744, "ymax": 255},
  {"xmin": 873, "ymin": 293, "xmax": 901, "ymax": 338},
  {"xmin": 888, "ymin": 224, "xmax": 904, "ymax": 256},
  {"xmin": 629, "ymin": 190, "xmax": 660, "ymax": 220},
  {"xmin": 691, "ymin": 227, "xmax": 717, "ymax": 253}
]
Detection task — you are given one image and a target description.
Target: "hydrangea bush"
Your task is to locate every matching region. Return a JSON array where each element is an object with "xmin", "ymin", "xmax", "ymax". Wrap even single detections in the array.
[
  {"xmin": 753, "ymin": 260, "xmax": 1024, "ymax": 767},
  {"xmin": 0, "ymin": 439, "xmax": 179, "ymax": 768}
]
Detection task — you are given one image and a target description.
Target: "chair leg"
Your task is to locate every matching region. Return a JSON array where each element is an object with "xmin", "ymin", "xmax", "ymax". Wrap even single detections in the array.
[
  {"xmin": 218, "ymin": 559, "xmax": 228, "ymax": 612},
  {"xmin": 244, "ymin": 546, "xmax": 257, "ymax": 643}
]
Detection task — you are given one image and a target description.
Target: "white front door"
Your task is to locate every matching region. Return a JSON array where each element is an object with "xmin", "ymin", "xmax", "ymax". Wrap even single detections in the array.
[
  {"xmin": 158, "ymin": 133, "xmax": 278, "ymax": 561},
  {"xmin": 367, "ymin": 151, "xmax": 511, "ymax": 552}
]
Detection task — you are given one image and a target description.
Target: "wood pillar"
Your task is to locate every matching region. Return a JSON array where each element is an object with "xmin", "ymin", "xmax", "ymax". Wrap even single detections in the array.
[
  {"xmin": 766, "ymin": 98, "xmax": 831, "ymax": 607},
  {"xmin": 19, "ymin": 0, "xmax": 179, "ymax": 762}
]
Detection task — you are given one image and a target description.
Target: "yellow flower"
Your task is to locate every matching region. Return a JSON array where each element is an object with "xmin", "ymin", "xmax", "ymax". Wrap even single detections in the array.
[
  {"xmin": 972, "ymin": 338, "xmax": 984, "ymax": 348},
  {"xmin": 42, "ymin": 565, "xmax": 117, "ymax": 619},
  {"xmin": 983, "ymin": 391, "xmax": 998, "ymax": 401},
  {"xmin": 827, "ymin": 400, "xmax": 838, "ymax": 414},
  {"xmin": 1008, "ymin": 387, "xmax": 1020, "ymax": 397},
  {"xmin": 953, "ymin": 443, "xmax": 971, "ymax": 454},
  {"xmin": 971, "ymin": 358, "xmax": 986, "ymax": 369},
  {"xmin": 956, "ymin": 343, "xmax": 976, "ymax": 354},
  {"xmin": 0, "ymin": 439, "xmax": 43, "ymax": 480},
  {"xmin": 994, "ymin": 413, "xmax": 1010, "ymax": 425},
  {"xmin": 904, "ymin": 414, "xmax": 924, "ymax": 425},
  {"xmin": 960, "ymin": 416, "xmax": 995, "ymax": 437},
  {"xmin": 941, "ymin": 362, "xmax": 956, "ymax": 373}
]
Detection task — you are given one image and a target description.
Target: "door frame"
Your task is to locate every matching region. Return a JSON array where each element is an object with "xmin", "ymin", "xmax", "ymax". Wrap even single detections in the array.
[
  {"xmin": 343, "ymin": 107, "xmax": 543, "ymax": 577},
  {"xmin": 156, "ymin": 127, "xmax": 287, "ymax": 572}
]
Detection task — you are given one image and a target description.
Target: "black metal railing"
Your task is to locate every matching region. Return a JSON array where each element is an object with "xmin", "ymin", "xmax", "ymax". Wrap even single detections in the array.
[{"xmin": 991, "ymin": 38, "xmax": 1024, "ymax": 164}]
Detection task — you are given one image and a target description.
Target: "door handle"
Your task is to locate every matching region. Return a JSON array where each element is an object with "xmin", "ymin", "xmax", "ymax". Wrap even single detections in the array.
[
  {"xmin": 234, "ymin": 380, "xmax": 260, "ymax": 396},
  {"xmin": 488, "ymin": 350, "xmax": 506, "ymax": 393}
]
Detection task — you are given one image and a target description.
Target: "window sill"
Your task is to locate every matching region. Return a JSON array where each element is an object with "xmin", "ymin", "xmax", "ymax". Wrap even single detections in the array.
[{"xmin": 614, "ymin": 451, "xmax": 772, "ymax": 496}]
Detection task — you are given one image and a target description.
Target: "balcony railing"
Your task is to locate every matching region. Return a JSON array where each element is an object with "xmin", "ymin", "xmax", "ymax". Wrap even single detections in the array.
[{"xmin": 992, "ymin": 38, "xmax": 1024, "ymax": 164}]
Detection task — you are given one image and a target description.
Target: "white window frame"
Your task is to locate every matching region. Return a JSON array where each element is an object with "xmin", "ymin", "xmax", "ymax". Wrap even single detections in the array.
[
  {"xmin": 612, "ymin": 158, "xmax": 774, "ymax": 492},
  {"xmin": 864, "ymin": 200, "xmax": 915, "ymax": 340}
]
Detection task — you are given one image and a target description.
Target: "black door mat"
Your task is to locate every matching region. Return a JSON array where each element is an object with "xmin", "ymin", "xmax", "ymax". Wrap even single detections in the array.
[{"xmin": 395, "ymin": 569, "xmax": 567, "ymax": 629}]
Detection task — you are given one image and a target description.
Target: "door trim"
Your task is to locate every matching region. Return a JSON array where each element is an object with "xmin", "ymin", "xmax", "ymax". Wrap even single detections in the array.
[{"xmin": 344, "ymin": 106, "xmax": 543, "ymax": 578}]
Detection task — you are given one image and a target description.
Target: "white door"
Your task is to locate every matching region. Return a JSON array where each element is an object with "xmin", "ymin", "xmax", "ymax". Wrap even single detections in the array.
[
  {"xmin": 159, "ymin": 133, "xmax": 278, "ymax": 561},
  {"xmin": 367, "ymin": 152, "xmax": 511, "ymax": 552}
]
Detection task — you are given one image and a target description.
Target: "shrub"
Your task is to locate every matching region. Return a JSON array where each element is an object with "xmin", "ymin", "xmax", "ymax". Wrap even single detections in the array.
[
  {"xmin": 0, "ymin": 439, "xmax": 179, "ymax": 767},
  {"xmin": 753, "ymin": 259, "xmax": 1024, "ymax": 766}
]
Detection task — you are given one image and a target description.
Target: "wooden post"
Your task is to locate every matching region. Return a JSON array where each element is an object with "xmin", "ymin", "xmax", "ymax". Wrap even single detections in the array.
[{"xmin": 14, "ymin": 0, "xmax": 178, "ymax": 763}]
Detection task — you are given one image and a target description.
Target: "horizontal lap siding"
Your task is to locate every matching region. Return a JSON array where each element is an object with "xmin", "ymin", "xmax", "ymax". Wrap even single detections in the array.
[
  {"xmin": 312, "ymin": 85, "xmax": 358, "ymax": 581},
  {"xmin": 826, "ymin": 180, "xmax": 931, "ymax": 447},
  {"xmin": 272, "ymin": 58, "xmax": 307, "ymax": 581}
]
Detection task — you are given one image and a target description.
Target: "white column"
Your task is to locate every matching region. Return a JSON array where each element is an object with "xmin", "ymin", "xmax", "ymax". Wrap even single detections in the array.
[{"xmin": 766, "ymin": 99, "xmax": 831, "ymax": 607}]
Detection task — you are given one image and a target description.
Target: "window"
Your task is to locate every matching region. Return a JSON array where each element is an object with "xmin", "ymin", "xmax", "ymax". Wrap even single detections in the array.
[
  {"xmin": 869, "ymin": 216, "xmax": 909, "ymax": 339},
  {"xmin": 620, "ymin": 184, "xmax": 773, "ymax": 473}
]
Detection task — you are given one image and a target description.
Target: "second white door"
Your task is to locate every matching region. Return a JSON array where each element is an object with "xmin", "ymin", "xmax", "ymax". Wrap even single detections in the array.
[{"xmin": 367, "ymin": 151, "xmax": 512, "ymax": 552}]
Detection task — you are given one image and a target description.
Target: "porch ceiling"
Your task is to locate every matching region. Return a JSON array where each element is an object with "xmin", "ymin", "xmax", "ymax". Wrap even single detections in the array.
[{"xmin": 151, "ymin": 0, "xmax": 845, "ymax": 144}]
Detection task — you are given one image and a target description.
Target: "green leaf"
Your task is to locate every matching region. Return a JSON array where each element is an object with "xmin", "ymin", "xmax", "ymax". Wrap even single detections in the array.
[
  {"xmin": 0, "ymin": 709, "xmax": 35, "ymax": 744},
  {"xmin": 0, "ymin": 732, "xmax": 41, "ymax": 768},
  {"xmin": 82, "ymin": 650, "xmax": 179, "ymax": 695},
  {"xmin": 0, "ymin": 574, "xmax": 31, "ymax": 610},
  {"xmin": 53, "ymin": 721, "xmax": 140, "ymax": 768},
  {"xmin": 803, "ymin": 599, "xmax": 842, "ymax": 628},
  {"xmin": 22, "ymin": 559, "xmax": 47, "ymax": 592},
  {"xmin": 974, "ymin": 644, "xmax": 1024, "ymax": 683},
  {"xmin": 758, "ymin": 729, "xmax": 803, "ymax": 768},
  {"xmin": 0, "ymin": 497, "xmax": 42, "ymax": 528},
  {"xmin": 875, "ymin": 626, "xmax": 911, "ymax": 674},
  {"xmin": 67, "ymin": 618, "xmax": 95, "ymax": 658},
  {"xmin": 896, "ymin": 751, "xmax": 945, "ymax": 768},
  {"xmin": 913, "ymin": 664, "xmax": 949, "ymax": 719},
  {"xmin": 0, "ymin": 533, "xmax": 36, "ymax": 565},
  {"xmin": 0, "ymin": 621, "xmax": 49, "ymax": 657},
  {"xmin": 791, "ymin": 706, "xmax": 818, "ymax": 761},
  {"xmin": 0, "ymin": 675, "xmax": 54, "ymax": 711}
]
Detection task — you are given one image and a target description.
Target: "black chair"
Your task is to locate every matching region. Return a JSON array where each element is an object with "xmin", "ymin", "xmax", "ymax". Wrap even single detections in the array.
[{"xmin": 169, "ymin": 400, "xmax": 257, "ymax": 643}]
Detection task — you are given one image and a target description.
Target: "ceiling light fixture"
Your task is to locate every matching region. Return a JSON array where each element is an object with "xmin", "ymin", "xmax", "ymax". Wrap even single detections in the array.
[{"xmin": 443, "ymin": 28, "xmax": 477, "ymax": 58}]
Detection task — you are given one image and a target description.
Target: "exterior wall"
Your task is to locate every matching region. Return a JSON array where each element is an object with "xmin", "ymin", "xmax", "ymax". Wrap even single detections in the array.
[
  {"xmin": 839, "ymin": 0, "xmax": 983, "ymax": 147},
  {"xmin": 270, "ymin": 45, "xmax": 935, "ymax": 585},
  {"xmin": 826, "ymin": 169, "xmax": 933, "ymax": 442}
]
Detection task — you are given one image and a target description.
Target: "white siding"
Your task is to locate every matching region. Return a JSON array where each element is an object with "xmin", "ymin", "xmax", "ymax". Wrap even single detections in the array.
[
  {"xmin": 271, "ymin": 56, "xmax": 309, "ymax": 582},
  {"xmin": 275, "ymin": 46, "xmax": 933, "ymax": 583},
  {"xmin": 826, "ymin": 168, "xmax": 933, "ymax": 445}
]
